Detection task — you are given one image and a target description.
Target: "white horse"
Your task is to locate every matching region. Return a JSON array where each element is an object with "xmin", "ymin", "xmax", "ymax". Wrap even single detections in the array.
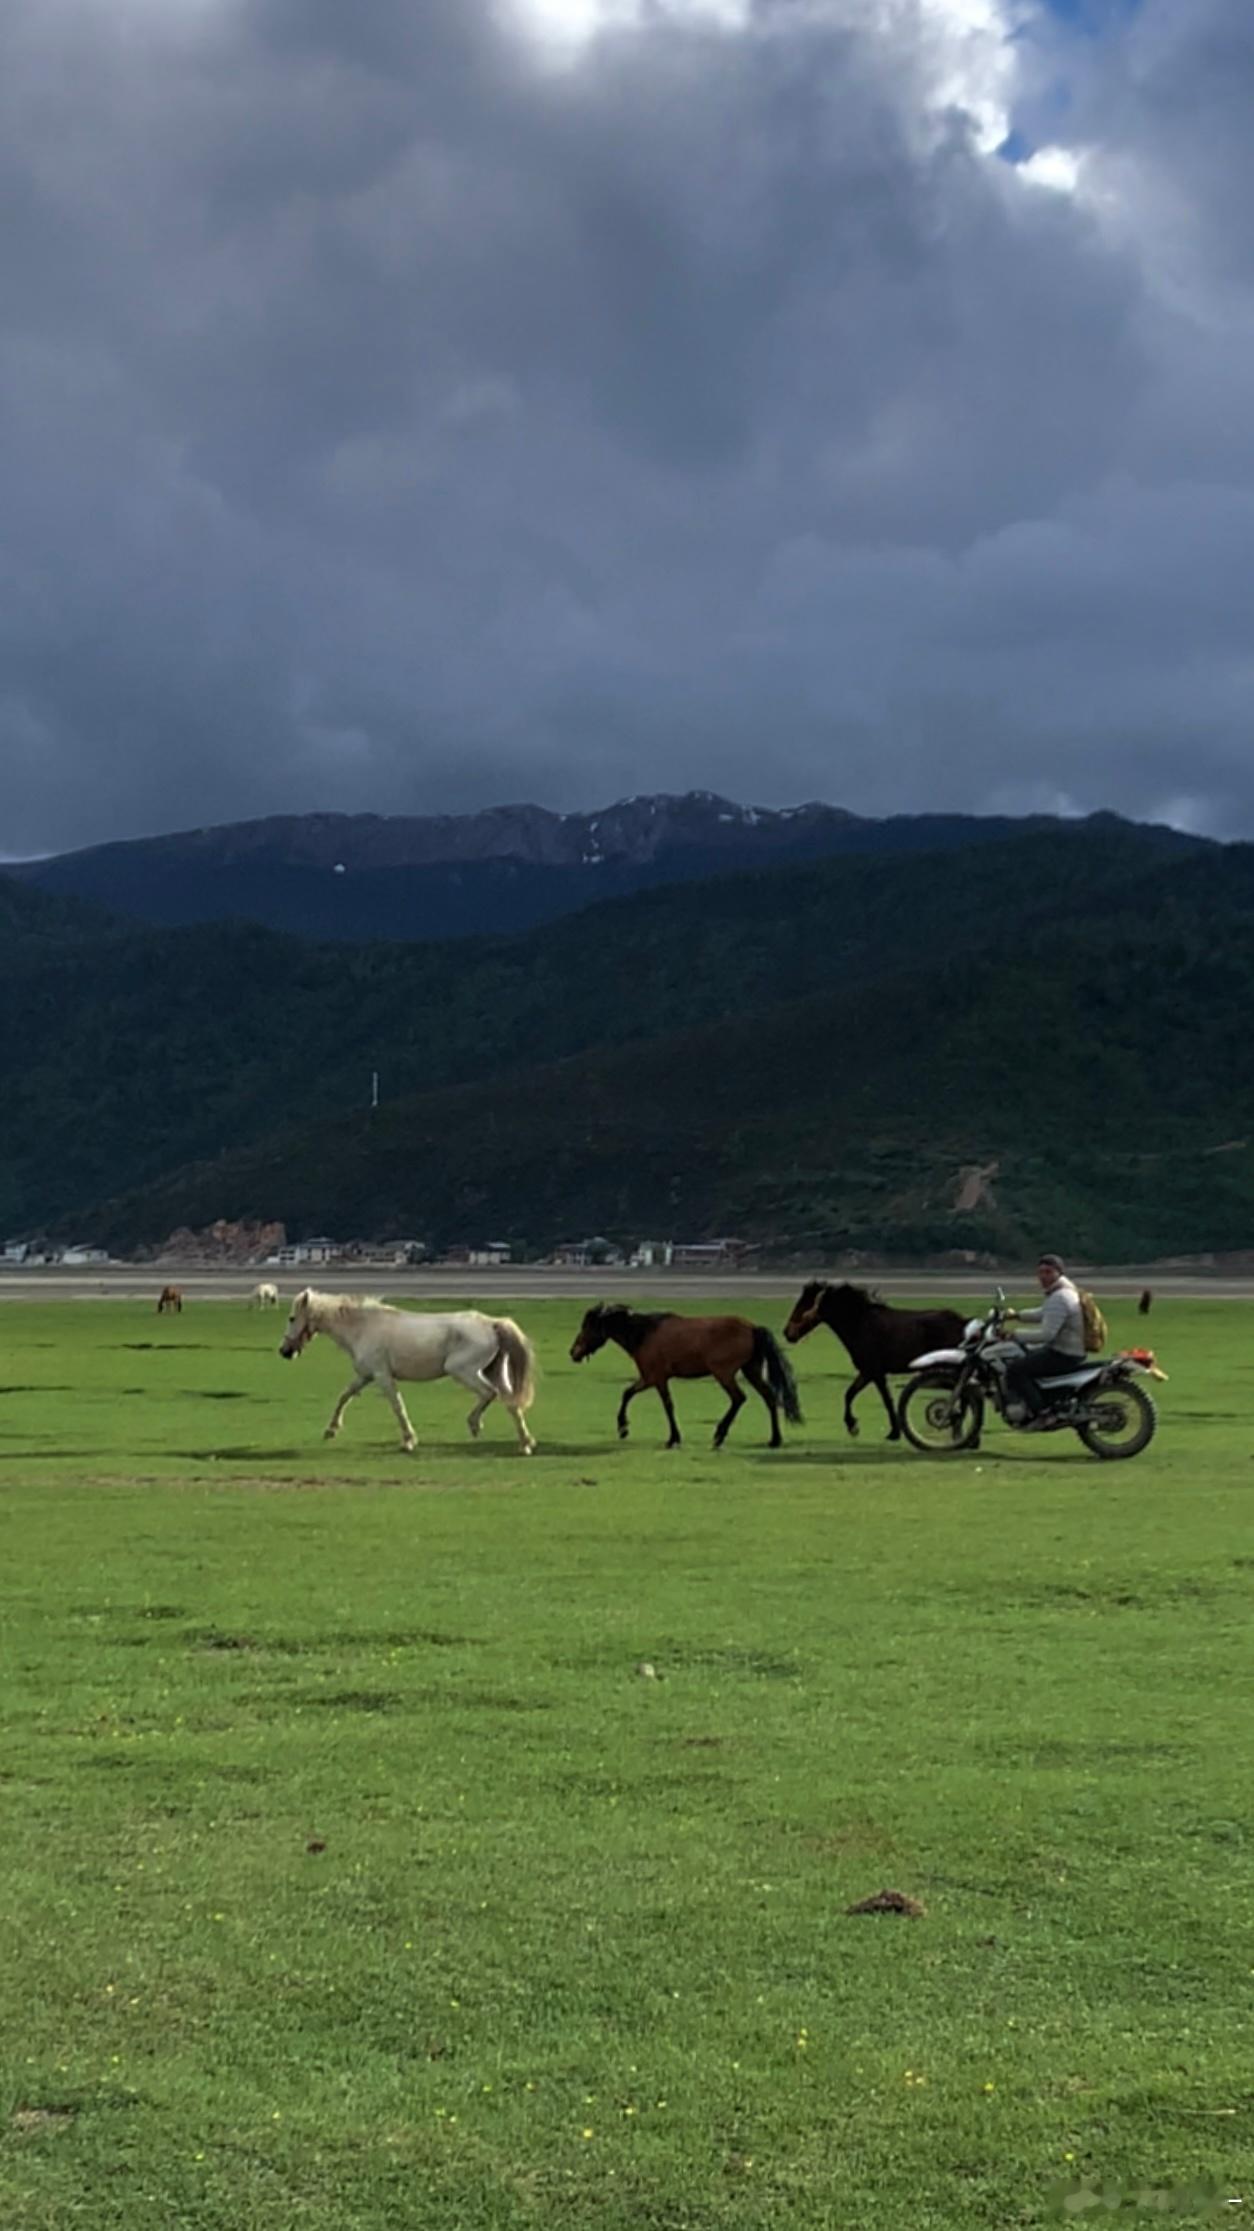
[
  {"xmin": 251, "ymin": 1282, "xmax": 279, "ymax": 1309},
  {"xmin": 278, "ymin": 1288, "xmax": 537, "ymax": 1454}
]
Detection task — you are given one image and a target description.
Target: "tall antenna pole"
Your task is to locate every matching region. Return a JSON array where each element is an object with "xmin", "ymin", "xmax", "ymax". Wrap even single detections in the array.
[{"xmin": 371, "ymin": 1070, "xmax": 379, "ymax": 1111}]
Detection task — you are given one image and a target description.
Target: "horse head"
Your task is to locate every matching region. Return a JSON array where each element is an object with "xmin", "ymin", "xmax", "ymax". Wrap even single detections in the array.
[
  {"xmin": 570, "ymin": 1304, "xmax": 613, "ymax": 1363},
  {"xmin": 783, "ymin": 1280, "xmax": 829, "ymax": 1344},
  {"xmin": 279, "ymin": 1287, "xmax": 316, "ymax": 1359}
]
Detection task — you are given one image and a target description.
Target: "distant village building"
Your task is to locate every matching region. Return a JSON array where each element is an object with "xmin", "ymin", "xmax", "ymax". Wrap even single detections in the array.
[
  {"xmin": 1, "ymin": 1241, "xmax": 30, "ymax": 1264},
  {"xmin": 629, "ymin": 1240, "xmax": 674, "ymax": 1269},
  {"xmin": 468, "ymin": 1242, "xmax": 512, "ymax": 1267},
  {"xmin": 670, "ymin": 1239, "xmax": 748, "ymax": 1269},
  {"xmin": 60, "ymin": 1245, "xmax": 111, "ymax": 1265},
  {"xmin": 552, "ymin": 1237, "xmax": 622, "ymax": 1268},
  {"xmin": 268, "ymin": 1237, "xmax": 341, "ymax": 1268}
]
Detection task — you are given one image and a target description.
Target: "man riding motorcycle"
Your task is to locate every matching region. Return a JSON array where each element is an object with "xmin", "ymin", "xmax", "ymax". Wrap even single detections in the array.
[{"xmin": 1002, "ymin": 1253, "xmax": 1086, "ymax": 1423}]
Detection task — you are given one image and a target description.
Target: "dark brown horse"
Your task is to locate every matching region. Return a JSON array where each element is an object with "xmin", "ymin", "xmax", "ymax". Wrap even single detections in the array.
[
  {"xmin": 156, "ymin": 1285, "xmax": 183, "ymax": 1314},
  {"xmin": 784, "ymin": 1281, "xmax": 966, "ymax": 1440},
  {"xmin": 570, "ymin": 1304, "xmax": 802, "ymax": 1450}
]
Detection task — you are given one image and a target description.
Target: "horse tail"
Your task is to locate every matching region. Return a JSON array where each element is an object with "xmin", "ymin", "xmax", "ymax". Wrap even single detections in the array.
[
  {"xmin": 488, "ymin": 1318, "xmax": 537, "ymax": 1411},
  {"xmin": 752, "ymin": 1326, "xmax": 803, "ymax": 1425}
]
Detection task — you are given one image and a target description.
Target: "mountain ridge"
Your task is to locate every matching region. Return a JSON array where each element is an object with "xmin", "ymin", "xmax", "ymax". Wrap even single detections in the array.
[{"xmin": 11, "ymin": 793, "xmax": 1201, "ymax": 943}]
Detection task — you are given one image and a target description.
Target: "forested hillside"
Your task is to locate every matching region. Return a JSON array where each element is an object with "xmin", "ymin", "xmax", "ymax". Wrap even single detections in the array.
[
  {"xmin": 76, "ymin": 912, "xmax": 1254, "ymax": 1263},
  {"xmin": 11, "ymin": 817, "xmax": 1254, "ymax": 1261}
]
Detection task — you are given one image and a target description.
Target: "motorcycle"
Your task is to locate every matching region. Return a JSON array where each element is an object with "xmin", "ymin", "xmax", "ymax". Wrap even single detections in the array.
[{"xmin": 897, "ymin": 1290, "xmax": 1163, "ymax": 1460}]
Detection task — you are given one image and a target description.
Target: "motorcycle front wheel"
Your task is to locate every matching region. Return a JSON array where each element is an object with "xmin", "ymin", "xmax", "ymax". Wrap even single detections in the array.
[
  {"xmin": 898, "ymin": 1372, "xmax": 984, "ymax": 1455},
  {"xmin": 1076, "ymin": 1379, "xmax": 1157, "ymax": 1460}
]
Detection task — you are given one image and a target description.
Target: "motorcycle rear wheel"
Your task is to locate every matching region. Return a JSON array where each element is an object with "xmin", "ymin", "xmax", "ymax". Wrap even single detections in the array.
[
  {"xmin": 1076, "ymin": 1379, "xmax": 1157, "ymax": 1460},
  {"xmin": 898, "ymin": 1371, "xmax": 984, "ymax": 1455}
]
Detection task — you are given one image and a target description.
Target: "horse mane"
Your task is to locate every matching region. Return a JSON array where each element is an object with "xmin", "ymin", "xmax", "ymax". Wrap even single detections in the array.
[
  {"xmin": 592, "ymin": 1304, "xmax": 680, "ymax": 1351},
  {"xmin": 303, "ymin": 1288, "xmax": 384, "ymax": 1326}
]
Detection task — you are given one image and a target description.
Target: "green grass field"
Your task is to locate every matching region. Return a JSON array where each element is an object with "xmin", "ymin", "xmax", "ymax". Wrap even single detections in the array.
[{"xmin": 1, "ymin": 1293, "xmax": 1251, "ymax": 2228}]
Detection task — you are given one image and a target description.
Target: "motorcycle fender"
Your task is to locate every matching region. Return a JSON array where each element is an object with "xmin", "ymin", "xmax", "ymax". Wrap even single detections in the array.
[{"xmin": 909, "ymin": 1347, "xmax": 967, "ymax": 1369}]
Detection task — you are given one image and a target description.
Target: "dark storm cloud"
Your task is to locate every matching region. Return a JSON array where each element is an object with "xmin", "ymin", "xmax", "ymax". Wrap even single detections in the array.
[{"xmin": 1, "ymin": 0, "xmax": 1251, "ymax": 852}]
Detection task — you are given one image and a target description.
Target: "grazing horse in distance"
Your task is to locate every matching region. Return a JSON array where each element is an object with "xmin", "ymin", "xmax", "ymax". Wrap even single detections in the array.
[
  {"xmin": 156, "ymin": 1285, "xmax": 183, "ymax": 1315},
  {"xmin": 279, "ymin": 1288, "xmax": 538, "ymax": 1454},
  {"xmin": 784, "ymin": 1280, "xmax": 967, "ymax": 1441},
  {"xmin": 570, "ymin": 1303, "xmax": 802, "ymax": 1450},
  {"xmin": 251, "ymin": 1282, "xmax": 279, "ymax": 1309}
]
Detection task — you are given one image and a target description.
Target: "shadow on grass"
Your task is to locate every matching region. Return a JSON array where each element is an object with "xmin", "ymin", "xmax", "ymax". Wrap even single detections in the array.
[
  {"xmin": 748, "ymin": 1447, "xmax": 932, "ymax": 1468},
  {"xmin": 120, "ymin": 1342, "xmax": 218, "ymax": 1352},
  {"xmin": 753, "ymin": 1445, "xmax": 1101, "ymax": 1468},
  {"xmin": 177, "ymin": 1447, "xmax": 310, "ymax": 1463}
]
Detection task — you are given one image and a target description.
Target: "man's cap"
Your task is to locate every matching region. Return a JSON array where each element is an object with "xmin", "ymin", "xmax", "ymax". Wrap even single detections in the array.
[{"xmin": 1038, "ymin": 1252, "xmax": 1066, "ymax": 1272}]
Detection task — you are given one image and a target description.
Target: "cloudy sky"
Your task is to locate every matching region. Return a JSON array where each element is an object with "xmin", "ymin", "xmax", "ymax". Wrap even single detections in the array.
[{"xmin": 2, "ymin": 0, "xmax": 1252, "ymax": 852}]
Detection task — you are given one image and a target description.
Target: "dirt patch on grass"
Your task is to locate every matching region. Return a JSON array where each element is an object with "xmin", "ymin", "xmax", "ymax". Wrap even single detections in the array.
[
  {"xmin": 846, "ymin": 1888, "xmax": 926, "ymax": 1917},
  {"xmin": 11, "ymin": 2106, "xmax": 77, "ymax": 2134}
]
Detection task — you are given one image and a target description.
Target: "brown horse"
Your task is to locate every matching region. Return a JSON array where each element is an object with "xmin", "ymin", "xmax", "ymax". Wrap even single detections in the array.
[
  {"xmin": 784, "ymin": 1281, "xmax": 967, "ymax": 1440},
  {"xmin": 570, "ymin": 1304, "xmax": 802, "ymax": 1450},
  {"xmin": 156, "ymin": 1285, "xmax": 183, "ymax": 1314}
]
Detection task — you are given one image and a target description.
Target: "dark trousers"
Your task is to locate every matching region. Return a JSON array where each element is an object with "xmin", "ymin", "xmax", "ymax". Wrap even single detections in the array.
[{"xmin": 1005, "ymin": 1345, "xmax": 1081, "ymax": 1415}]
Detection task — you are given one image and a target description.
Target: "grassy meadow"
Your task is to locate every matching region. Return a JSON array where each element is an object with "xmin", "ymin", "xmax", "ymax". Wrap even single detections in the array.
[{"xmin": 0, "ymin": 1291, "xmax": 1251, "ymax": 2228}]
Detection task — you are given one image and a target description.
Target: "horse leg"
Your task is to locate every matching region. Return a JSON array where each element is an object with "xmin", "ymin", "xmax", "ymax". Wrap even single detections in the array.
[
  {"xmin": 325, "ymin": 1372, "xmax": 370, "ymax": 1440},
  {"xmin": 712, "ymin": 1372, "xmax": 747, "ymax": 1449},
  {"xmin": 452, "ymin": 1360, "xmax": 535, "ymax": 1454},
  {"xmin": 876, "ymin": 1376, "xmax": 901, "ymax": 1440},
  {"xmin": 374, "ymin": 1369, "xmax": 417, "ymax": 1453},
  {"xmin": 657, "ymin": 1381, "xmax": 682, "ymax": 1450},
  {"xmin": 617, "ymin": 1379, "xmax": 647, "ymax": 1441},
  {"xmin": 506, "ymin": 1394, "xmax": 536, "ymax": 1456},
  {"xmin": 741, "ymin": 1358, "xmax": 781, "ymax": 1448},
  {"xmin": 450, "ymin": 1363, "xmax": 496, "ymax": 1438},
  {"xmin": 844, "ymin": 1371, "xmax": 870, "ymax": 1438}
]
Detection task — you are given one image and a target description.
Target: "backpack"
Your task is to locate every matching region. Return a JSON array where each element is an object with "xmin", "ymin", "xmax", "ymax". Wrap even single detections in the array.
[{"xmin": 1078, "ymin": 1288, "xmax": 1107, "ymax": 1354}]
